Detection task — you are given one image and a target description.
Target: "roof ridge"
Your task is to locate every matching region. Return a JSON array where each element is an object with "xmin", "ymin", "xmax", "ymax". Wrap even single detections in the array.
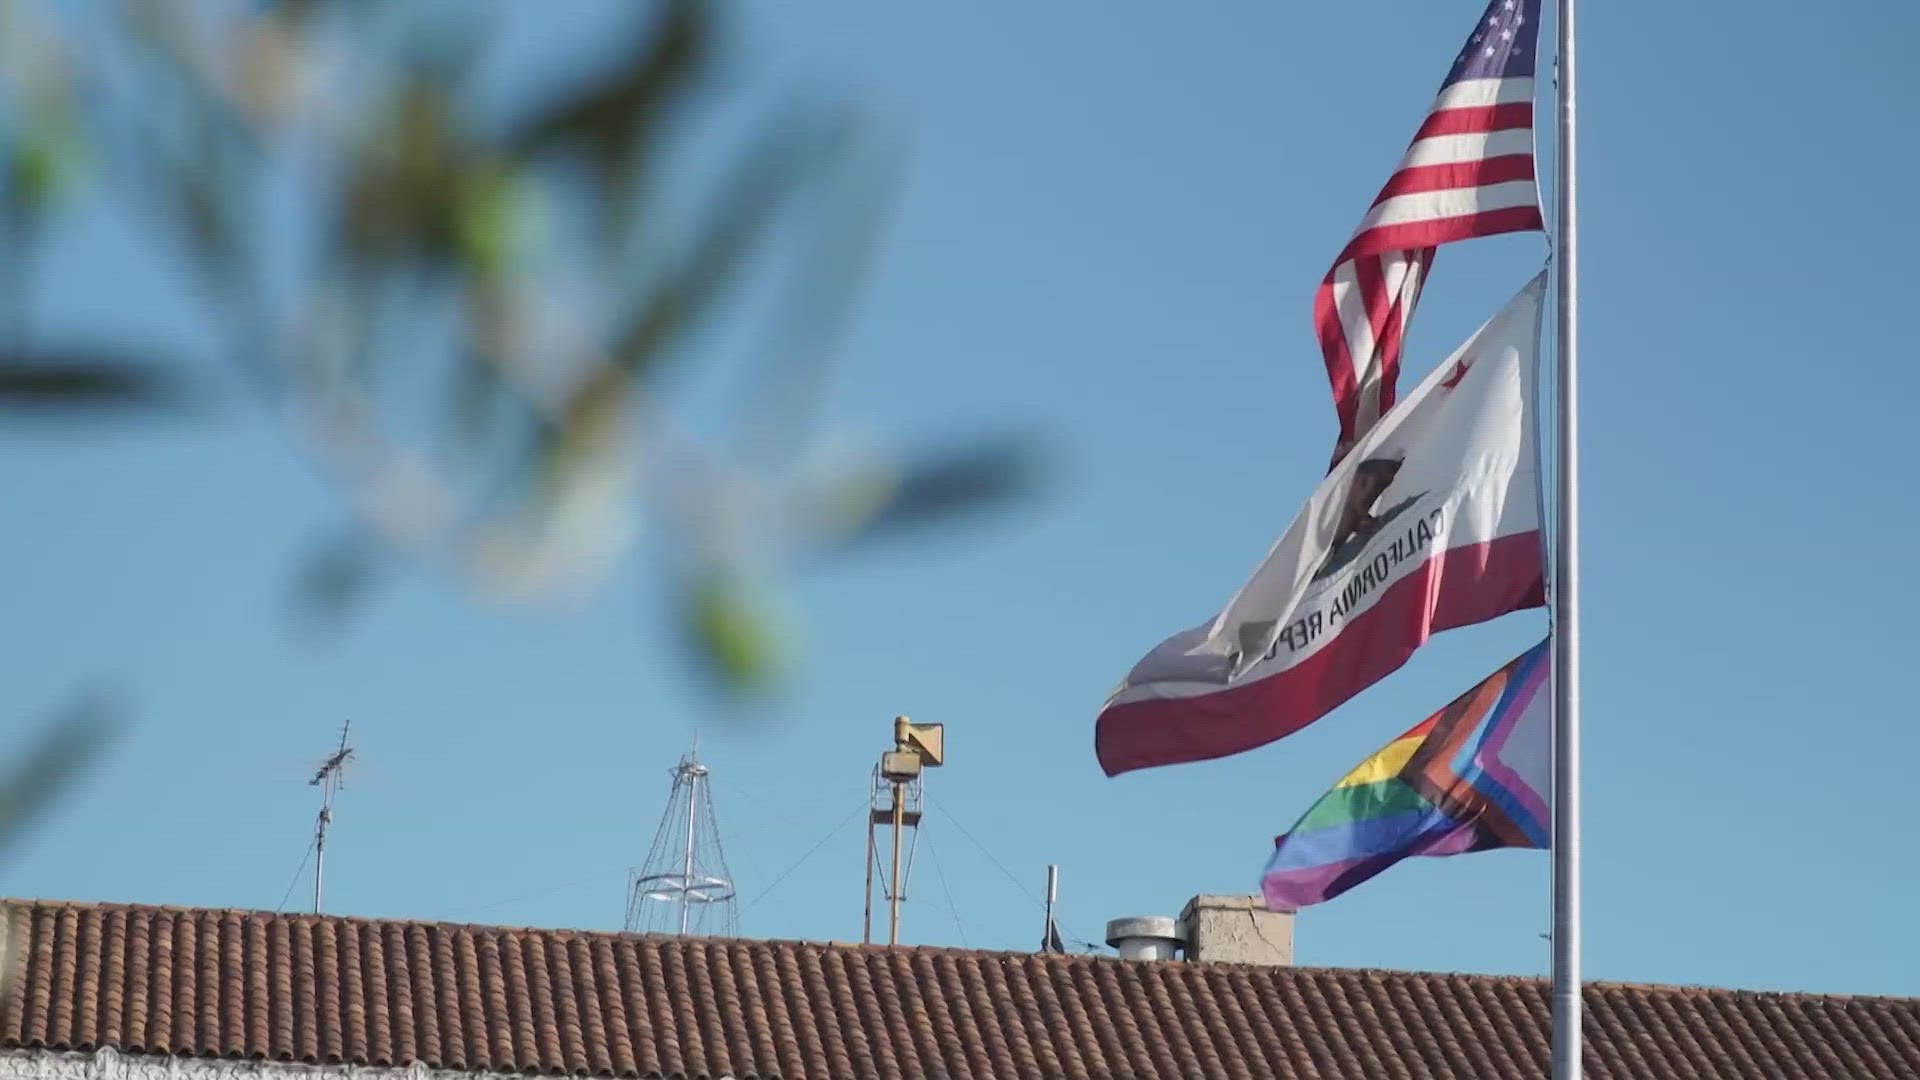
[
  {"xmin": 3, "ymin": 895, "xmax": 1912, "ymax": 1005},
  {"xmin": 5, "ymin": 896, "xmax": 1916, "ymax": 1078}
]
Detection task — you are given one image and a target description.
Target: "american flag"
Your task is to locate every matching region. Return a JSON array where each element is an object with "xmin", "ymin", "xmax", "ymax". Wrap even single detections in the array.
[{"xmin": 1316, "ymin": 0, "xmax": 1544, "ymax": 462}]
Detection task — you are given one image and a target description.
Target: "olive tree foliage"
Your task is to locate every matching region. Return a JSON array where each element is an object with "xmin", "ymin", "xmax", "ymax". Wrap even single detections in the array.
[{"xmin": 0, "ymin": 0, "xmax": 1046, "ymax": 932}]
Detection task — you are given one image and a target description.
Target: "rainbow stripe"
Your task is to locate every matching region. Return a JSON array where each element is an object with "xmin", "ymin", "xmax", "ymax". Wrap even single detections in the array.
[{"xmin": 1260, "ymin": 639, "xmax": 1550, "ymax": 911}]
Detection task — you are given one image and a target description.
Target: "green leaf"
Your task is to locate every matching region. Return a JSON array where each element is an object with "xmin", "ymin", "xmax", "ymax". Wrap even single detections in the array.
[
  {"xmin": 455, "ymin": 164, "xmax": 530, "ymax": 278},
  {"xmin": 5, "ymin": 124, "xmax": 84, "ymax": 212},
  {"xmin": 338, "ymin": 83, "xmax": 468, "ymax": 268},
  {"xmin": 680, "ymin": 570, "xmax": 789, "ymax": 693}
]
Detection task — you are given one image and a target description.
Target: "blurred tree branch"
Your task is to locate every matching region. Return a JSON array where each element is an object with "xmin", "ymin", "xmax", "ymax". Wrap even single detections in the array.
[
  {"xmin": 0, "ymin": 3, "xmax": 1052, "ymax": 995},
  {"xmin": 0, "ymin": 691, "xmax": 125, "ymax": 870},
  {"xmin": 0, "ymin": 0, "xmax": 1058, "ymax": 1000},
  {"xmin": 0, "ymin": 689, "xmax": 125, "ymax": 1000},
  {"xmin": 0, "ymin": 0, "xmax": 1049, "ymax": 697}
]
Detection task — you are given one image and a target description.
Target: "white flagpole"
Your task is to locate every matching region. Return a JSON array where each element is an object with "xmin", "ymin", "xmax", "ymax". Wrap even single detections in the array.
[{"xmin": 1550, "ymin": 0, "xmax": 1582, "ymax": 1077}]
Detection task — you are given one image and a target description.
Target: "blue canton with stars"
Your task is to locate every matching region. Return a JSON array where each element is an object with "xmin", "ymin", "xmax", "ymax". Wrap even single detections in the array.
[{"xmin": 1445, "ymin": 0, "xmax": 1540, "ymax": 87}]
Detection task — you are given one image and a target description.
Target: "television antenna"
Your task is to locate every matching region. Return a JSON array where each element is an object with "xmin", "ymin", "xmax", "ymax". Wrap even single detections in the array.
[
  {"xmin": 625, "ymin": 736, "xmax": 737, "ymax": 936},
  {"xmin": 308, "ymin": 720, "xmax": 354, "ymax": 914}
]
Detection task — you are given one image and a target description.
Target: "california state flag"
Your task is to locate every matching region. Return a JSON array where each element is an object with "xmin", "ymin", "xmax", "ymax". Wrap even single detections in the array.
[{"xmin": 1097, "ymin": 272, "xmax": 1547, "ymax": 776}]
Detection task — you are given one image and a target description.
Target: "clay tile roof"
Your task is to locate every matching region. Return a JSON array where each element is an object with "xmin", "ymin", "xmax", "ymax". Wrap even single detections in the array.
[{"xmin": 3, "ymin": 899, "xmax": 1917, "ymax": 1079}]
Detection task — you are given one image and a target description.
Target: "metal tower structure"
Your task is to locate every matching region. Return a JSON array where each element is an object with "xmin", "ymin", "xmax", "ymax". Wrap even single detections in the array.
[
  {"xmin": 863, "ymin": 715, "xmax": 944, "ymax": 946},
  {"xmin": 625, "ymin": 740, "xmax": 737, "ymax": 937}
]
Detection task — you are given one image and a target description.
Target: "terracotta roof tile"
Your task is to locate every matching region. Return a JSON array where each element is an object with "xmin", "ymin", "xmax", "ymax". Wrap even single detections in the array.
[{"xmin": 3, "ymin": 899, "xmax": 1917, "ymax": 1079}]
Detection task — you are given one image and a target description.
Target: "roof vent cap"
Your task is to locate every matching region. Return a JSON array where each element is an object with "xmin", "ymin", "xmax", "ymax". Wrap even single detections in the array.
[{"xmin": 1105, "ymin": 916, "xmax": 1183, "ymax": 961}]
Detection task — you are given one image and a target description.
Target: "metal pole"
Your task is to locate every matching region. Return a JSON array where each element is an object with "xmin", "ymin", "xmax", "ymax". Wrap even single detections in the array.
[
  {"xmin": 863, "ymin": 779, "xmax": 877, "ymax": 945},
  {"xmin": 1044, "ymin": 864, "xmax": 1059, "ymax": 952},
  {"xmin": 312, "ymin": 808, "xmax": 328, "ymax": 915},
  {"xmin": 1550, "ymin": 0, "xmax": 1582, "ymax": 1076},
  {"xmin": 864, "ymin": 760, "xmax": 879, "ymax": 937},
  {"xmin": 680, "ymin": 760, "xmax": 698, "ymax": 936},
  {"xmin": 888, "ymin": 779, "xmax": 905, "ymax": 945},
  {"xmin": 307, "ymin": 721, "xmax": 352, "ymax": 919}
]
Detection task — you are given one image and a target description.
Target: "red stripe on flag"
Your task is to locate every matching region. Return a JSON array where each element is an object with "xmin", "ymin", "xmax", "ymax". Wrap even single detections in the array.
[
  {"xmin": 1314, "ymin": 287, "xmax": 1360, "ymax": 438},
  {"xmin": 1093, "ymin": 532, "xmax": 1546, "ymax": 777},
  {"xmin": 1311, "ymin": 6, "xmax": 1544, "ymax": 451},
  {"xmin": 1352, "ymin": 255, "xmax": 1390, "ymax": 371},
  {"xmin": 1313, "ymin": 246, "xmax": 1432, "ymax": 431},
  {"xmin": 1369, "ymin": 249, "xmax": 1429, "ymax": 420},
  {"xmin": 1369, "ymin": 155, "xmax": 1537, "ymax": 206},
  {"xmin": 1338, "ymin": 204, "xmax": 1546, "ymax": 265},
  {"xmin": 1410, "ymin": 101, "xmax": 1534, "ymax": 141},
  {"xmin": 1313, "ymin": 247, "xmax": 1432, "ymax": 446}
]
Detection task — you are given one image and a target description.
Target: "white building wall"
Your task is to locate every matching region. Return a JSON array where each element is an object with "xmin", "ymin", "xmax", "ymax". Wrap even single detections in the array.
[{"xmin": 0, "ymin": 1050, "xmax": 727, "ymax": 1080}]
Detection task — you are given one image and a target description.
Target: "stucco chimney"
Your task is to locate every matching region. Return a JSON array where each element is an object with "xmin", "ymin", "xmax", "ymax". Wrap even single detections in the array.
[{"xmin": 1178, "ymin": 894, "xmax": 1294, "ymax": 966}]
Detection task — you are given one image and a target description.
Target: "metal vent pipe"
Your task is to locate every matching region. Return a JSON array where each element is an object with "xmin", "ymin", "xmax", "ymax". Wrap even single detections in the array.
[{"xmin": 1105, "ymin": 916, "xmax": 1183, "ymax": 961}]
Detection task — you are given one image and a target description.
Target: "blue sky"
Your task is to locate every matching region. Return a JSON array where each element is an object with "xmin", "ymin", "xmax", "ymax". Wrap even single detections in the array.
[{"xmin": 6, "ymin": 1, "xmax": 1918, "ymax": 999}]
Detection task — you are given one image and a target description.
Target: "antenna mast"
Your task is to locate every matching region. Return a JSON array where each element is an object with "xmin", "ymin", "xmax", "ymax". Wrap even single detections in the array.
[
  {"xmin": 1041, "ymin": 864, "xmax": 1065, "ymax": 954},
  {"xmin": 863, "ymin": 715, "xmax": 943, "ymax": 946},
  {"xmin": 625, "ymin": 737, "xmax": 737, "ymax": 936},
  {"xmin": 308, "ymin": 720, "xmax": 354, "ymax": 915}
]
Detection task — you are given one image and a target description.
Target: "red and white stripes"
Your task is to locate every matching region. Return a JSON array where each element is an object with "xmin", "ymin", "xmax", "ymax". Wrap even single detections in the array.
[{"xmin": 1316, "ymin": 59, "xmax": 1544, "ymax": 461}]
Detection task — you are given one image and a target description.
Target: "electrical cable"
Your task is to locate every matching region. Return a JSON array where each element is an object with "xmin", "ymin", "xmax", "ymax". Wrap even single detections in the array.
[
  {"xmin": 737, "ymin": 797, "xmax": 870, "ymax": 919},
  {"xmin": 921, "ymin": 826, "xmax": 969, "ymax": 948},
  {"xmin": 925, "ymin": 794, "xmax": 1100, "ymax": 952},
  {"xmin": 276, "ymin": 837, "xmax": 317, "ymax": 914}
]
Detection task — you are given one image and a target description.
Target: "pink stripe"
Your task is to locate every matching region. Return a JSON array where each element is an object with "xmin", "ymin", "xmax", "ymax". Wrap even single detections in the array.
[
  {"xmin": 1095, "ymin": 533, "xmax": 1546, "ymax": 776},
  {"xmin": 1469, "ymin": 658, "xmax": 1550, "ymax": 826}
]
